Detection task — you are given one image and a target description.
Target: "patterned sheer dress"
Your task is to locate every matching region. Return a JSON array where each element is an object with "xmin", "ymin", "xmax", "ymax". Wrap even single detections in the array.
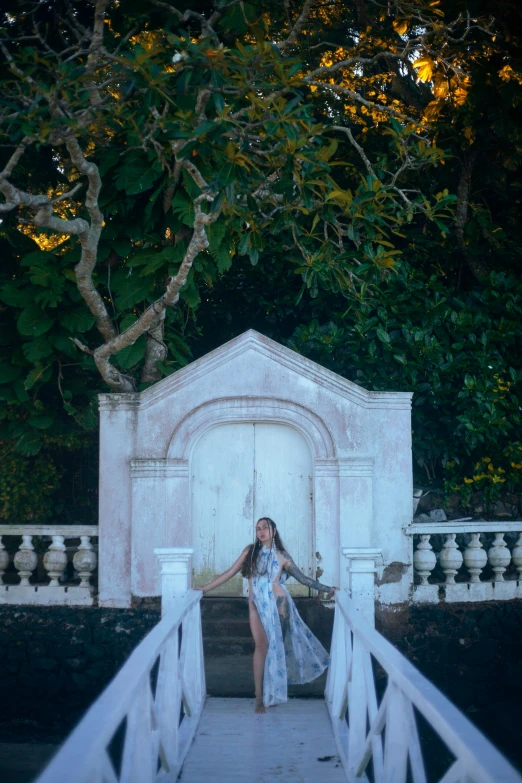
[{"xmin": 250, "ymin": 545, "xmax": 331, "ymax": 707}]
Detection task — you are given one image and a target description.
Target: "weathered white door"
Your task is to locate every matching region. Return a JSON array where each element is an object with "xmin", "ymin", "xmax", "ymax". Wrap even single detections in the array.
[{"xmin": 191, "ymin": 422, "xmax": 313, "ymax": 595}]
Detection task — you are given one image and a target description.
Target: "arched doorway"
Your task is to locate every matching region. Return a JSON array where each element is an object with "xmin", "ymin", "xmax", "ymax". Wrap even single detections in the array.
[{"xmin": 191, "ymin": 422, "xmax": 313, "ymax": 595}]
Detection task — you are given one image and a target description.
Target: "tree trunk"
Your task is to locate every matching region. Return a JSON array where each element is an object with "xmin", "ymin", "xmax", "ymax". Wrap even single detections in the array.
[
  {"xmin": 455, "ymin": 149, "xmax": 489, "ymax": 281},
  {"xmin": 141, "ymin": 311, "xmax": 167, "ymax": 384}
]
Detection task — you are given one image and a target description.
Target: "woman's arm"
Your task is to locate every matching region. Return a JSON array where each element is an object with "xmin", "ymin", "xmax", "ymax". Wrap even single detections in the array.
[
  {"xmin": 199, "ymin": 547, "xmax": 250, "ymax": 594},
  {"xmin": 282, "ymin": 553, "xmax": 335, "ymax": 596}
]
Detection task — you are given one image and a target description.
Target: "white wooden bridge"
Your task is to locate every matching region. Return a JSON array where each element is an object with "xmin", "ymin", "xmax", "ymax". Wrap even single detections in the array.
[{"xmin": 34, "ymin": 587, "xmax": 521, "ymax": 783}]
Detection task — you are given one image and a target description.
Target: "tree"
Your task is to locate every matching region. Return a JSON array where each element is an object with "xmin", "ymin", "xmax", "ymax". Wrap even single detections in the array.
[
  {"xmin": 0, "ymin": 0, "xmax": 467, "ymax": 390},
  {"xmin": 190, "ymin": 0, "xmax": 522, "ymax": 508},
  {"xmin": 0, "ymin": 0, "xmax": 500, "ymax": 520}
]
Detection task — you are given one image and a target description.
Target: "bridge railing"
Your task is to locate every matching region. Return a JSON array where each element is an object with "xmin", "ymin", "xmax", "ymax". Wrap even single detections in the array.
[
  {"xmin": 35, "ymin": 589, "xmax": 205, "ymax": 783},
  {"xmin": 326, "ymin": 589, "xmax": 521, "ymax": 783},
  {"xmin": 406, "ymin": 520, "xmax": 522, "ymax": 603},
  {"xmin": 0, "ymin": 524, "xmax": 98, "ymax": 606}
]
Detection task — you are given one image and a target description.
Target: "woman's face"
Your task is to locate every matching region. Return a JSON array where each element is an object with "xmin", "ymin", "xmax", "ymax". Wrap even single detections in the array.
[{"xmin": 256, "ymin": 519, "xmax": 273, "ymax": 545}]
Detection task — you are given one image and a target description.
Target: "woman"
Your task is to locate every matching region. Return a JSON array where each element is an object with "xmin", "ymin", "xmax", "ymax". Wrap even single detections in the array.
[{"xmin": 198, "ymin": 517, "xmax": 335, "ymax": 713}]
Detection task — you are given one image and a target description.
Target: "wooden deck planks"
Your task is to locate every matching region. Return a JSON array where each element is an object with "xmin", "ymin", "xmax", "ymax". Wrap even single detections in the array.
[{"xmin": 179, "ymin": 697, "xmax": 345, "ymax": 782}]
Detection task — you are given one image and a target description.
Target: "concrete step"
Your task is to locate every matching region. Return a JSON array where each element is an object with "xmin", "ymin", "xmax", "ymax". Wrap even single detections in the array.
[
  {"xmin": 203, "ymin": 636, "xmax": 255, "ymax": 656},
  {"xmin": 202, "ymin": 619, "xmax": 252, "ymax": 639},
  {"xmin": 200, "ymin": 597, "xmax": 249, "ymax": 621}
]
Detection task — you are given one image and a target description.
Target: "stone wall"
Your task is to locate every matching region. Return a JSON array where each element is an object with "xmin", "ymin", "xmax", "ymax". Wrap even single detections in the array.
[
  {"xmin": 0, "ymin": 605, "xmax": 160, "ymax": 741},
  {"xmin": 377, "ymin": 600, "xmax": 522, "ymax": 772}
]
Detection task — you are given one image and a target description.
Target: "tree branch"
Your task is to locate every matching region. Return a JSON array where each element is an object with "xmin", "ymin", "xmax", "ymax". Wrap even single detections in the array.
[
  {"xmin": 91, "ymin": 193, "xmax": 218, "ymax": 391},
  {"xmin": 279, "ymin": 0, "xmax": 316, "ymax": 52},
  {"xmin": 63, "ymin": 134, "xmax": 117, "ymax": 343},
  {"xmin": 332, "ymin": 125, "xmax": 377, "ymax": 178}
]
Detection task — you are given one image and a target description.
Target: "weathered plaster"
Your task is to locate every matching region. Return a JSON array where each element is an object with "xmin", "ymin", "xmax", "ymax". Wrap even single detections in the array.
[{"xmin": 98, "ymin": 330, "xmax": 413, "ymax": 606}]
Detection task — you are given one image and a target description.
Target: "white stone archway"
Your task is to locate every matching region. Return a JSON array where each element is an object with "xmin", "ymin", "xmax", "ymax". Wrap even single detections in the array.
[{"xmin": 97, "ymin": 330, "xmax": 413, "ymax": 608}]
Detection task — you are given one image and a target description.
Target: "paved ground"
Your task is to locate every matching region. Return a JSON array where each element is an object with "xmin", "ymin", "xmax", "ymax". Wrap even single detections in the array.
[{"xmin": 179, "ymin": 697, "xmax": 344, "ymax": 783}]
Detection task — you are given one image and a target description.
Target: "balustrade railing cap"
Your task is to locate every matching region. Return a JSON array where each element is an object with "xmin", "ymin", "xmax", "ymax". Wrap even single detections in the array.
[
  {"xmin": 0, "ymin": 524, "xmax": 99, "ymax": 536},
  {"xmin": 406, "ymin": 520, "xmax": 522, "ymax": 535},
  {"xmin": 154, "ymin": 547, "xmax": 194, "ymax": 559},
  {"xmin": 341, "ymin": 547, "xmax": 383, "ymax": 558}
]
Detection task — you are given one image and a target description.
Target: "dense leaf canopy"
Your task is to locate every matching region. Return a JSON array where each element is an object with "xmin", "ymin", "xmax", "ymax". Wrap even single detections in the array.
[{"xmin": 0, "ymin": 0, "xmax": 521, "ymax": 521}]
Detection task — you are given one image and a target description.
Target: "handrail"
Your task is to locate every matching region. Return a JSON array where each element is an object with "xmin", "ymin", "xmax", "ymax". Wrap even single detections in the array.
[
  {"xmin": 326, "ymin": 590, "xmax": 521, "ymax": 783},
  {"xmin": 35, "ymin": 589, "xmax": 205, "ymax": 783}
]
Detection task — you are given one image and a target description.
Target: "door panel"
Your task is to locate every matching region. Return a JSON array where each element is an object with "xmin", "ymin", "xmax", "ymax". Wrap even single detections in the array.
[
  {"xmin": 253, "ymin": 423, "xmax": 313, "ymax": 595},
  {"xmin": 191, "ymin": 422, "xmax": 313, "ymax": 596},
  {"xmin": 191, "ymin": 424, "xmax": 254, "ymax": 594}
]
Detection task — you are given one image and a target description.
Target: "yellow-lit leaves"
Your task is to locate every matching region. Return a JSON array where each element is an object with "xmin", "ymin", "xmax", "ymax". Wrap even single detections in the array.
[
  {"xmin": 413, "ymin": 56, "xmax": 435, "ymax": 83},
  {"xmin": 224, "ymin": 142, "xmax": 253, "ymax": 170},
  {"xmin": 432, "ymin": 72, "xmax": 449, "ymax": 98},
  {"xmin": 392, "ymin": 19, "xmax": 408, "ymax": 35},
  {"xmin": 326, "ymin": 188, "xmax": 353, "ymax": 205}
]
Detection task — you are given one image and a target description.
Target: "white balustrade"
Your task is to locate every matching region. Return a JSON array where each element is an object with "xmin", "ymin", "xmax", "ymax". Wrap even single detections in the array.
[
  {"xmin": 0, "ymin": 525, "xmax": 98, "ymax": 606},
  {"xmin": 513, "ymin": 533, "xmax": 522, "ymax": 579},
  {"xmin": 412, "ymin": 534, "xmax": 436, "ymax": 585},
  {"xmin": 406, "ymin": 521, "xmax": 522, "ymax": 603},
  {"xmin": 439, "ymin": 533, "xmax": 463, "ymax": 584},
  {"xmin": 326, "ymin": 589, "xmax": 521, "ymax": 783},
  {"xmin": 35, "ymin": 589, "xmax": 205, "ymax": 783}
]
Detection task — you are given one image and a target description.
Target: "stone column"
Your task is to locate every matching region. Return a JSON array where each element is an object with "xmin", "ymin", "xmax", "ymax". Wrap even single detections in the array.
[
  {"xmin": 314, "ymin": 460, "xmax": 340, "ymax": 589},
  {"xmin": 341, "ymin": 547, "xmax": 382, "ymax": 626},
  {"xmin": 164, "ymin": 460, "xmax": 191, "ymax": 546},
  {"xmin": 370, "ymin": 399, "xmax": 413, "ymax": 605},
  {"xmin": 98, "ymin": 394, "xmax": 139, "ymax": 608},
  {"xmin": 338, "ymin": 458, "xmax": 374, "ymax": 590},
  {"xmin": 154, "ymin": 547, "xmax": 194, "ymax": 616}
]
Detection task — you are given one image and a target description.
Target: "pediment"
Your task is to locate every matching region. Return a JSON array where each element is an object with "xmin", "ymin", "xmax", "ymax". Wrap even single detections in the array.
[{"xmin": 134, "ymin": 330, "xmax": 411, "ymax": 411}]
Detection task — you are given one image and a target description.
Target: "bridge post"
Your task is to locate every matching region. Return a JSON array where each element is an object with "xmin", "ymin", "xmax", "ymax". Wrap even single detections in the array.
[
  {"xmin": 341, "ymin": 547, "xmax": 382, "ymax": 626},
  {"xmin": 154, "ymin": 547, "xmax": 194, "ymax": 616}
]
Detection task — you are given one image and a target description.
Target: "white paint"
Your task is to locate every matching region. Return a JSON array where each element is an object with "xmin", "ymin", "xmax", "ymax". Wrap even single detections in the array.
[
  {"xmin": 98, "ymin": 330, "xmax": 413, "ymax": 607},
  {"xmin": 326, "ymin": 590, "xmax": 521, "ymax": 783},
  {"xmin": 180, "ymin": 698, "xmax": 346, "ymax": 783},
  {"xmin": 408, "ymin": 521, "xmax": 522, "ymax": 604},
  {"xmin": 33, "ymin": 570, "xmax": 521, "ymax": 783},
  {"xmin": 35, "ymin": 590, "xmax": 206, "ymax": 783},
  {"xmin": 154, "ymin": 547, "xmax": 193, "ymax": 615},
  {"xmin": 341, "ymin": 547, "xmax": 382, "ymax": 626},
  {"xmin": 191, "ymin": 422, "xmax": 313, "ymax": 595}
]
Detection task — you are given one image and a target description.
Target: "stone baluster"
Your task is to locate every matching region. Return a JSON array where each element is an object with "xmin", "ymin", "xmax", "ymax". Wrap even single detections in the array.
[
  {"xmin": 413, "ymin": 535, "xmax": 436, "ymax": 585},
  {"xmin": 488, "ymin": 533, "xmax": 511, "ymax": 582},
  {"xmin": 73, "ymin": 536, "xmax": 98, "ymax": 588},
  {"xmin": 43, "ymin": 535, "xmax": 67, "ymax": 586},
  {"xmin": 439, "ymin": 533, "xmax": 463, "ymax": 584},
  {"xmin": 463, "ymin": 533, "xmax": 487, "ymax": 583},
  {"xmin": 512, "ymin": 533, "xmax": 522, "ymax": 580},
  {"xmin": 0, "ymin": 536, "xmax": 9, "ymax": 584},
  {"xmin": 13, "ymin": 535, "xmax": 37, "ymax": 586}
]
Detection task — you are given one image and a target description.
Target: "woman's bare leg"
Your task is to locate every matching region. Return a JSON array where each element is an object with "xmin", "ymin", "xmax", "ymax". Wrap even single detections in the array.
[{"xmin": 248, "ymin": 601, "xmax": 268, "ymax": 713}]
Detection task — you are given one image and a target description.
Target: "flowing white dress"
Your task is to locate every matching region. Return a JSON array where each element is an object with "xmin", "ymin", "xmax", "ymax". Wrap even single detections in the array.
[{"xmin": 250, "ymin": 545, "xmax": 331, "ymax": 707}]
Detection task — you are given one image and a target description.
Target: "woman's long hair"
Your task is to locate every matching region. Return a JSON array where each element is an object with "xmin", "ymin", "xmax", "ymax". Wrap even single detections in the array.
[{"xmin": 241, "ymin": 517, "xmax": 286, "ymax": 578}]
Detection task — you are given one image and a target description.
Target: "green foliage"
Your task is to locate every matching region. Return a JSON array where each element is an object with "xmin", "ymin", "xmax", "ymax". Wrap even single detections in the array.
[{"xmin": 0, "ymin": 0, "xmax": 520, "ymax": 519}]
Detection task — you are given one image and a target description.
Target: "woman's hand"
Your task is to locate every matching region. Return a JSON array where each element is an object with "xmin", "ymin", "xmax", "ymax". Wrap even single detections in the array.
[{"xmin": 326, "ymin": 587, "xmax": 339, "ymax": 600}]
